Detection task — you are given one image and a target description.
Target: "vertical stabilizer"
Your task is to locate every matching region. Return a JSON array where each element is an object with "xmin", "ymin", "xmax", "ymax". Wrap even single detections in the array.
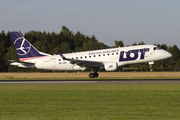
[{"xmin": 10, "ymin": 32, "xmax": 47, "ymax": 61}]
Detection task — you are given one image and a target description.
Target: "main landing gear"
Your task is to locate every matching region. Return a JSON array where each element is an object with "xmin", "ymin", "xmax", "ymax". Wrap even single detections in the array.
[{"xmin": 89, "ymin": 72, "xmax": 99, "ymax": 78}]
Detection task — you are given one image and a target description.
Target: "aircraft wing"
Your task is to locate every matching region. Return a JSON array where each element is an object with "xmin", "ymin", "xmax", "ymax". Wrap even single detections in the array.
[{"xmin": 58, "ymin": 51, "xmax": 103, "ymax": 68}]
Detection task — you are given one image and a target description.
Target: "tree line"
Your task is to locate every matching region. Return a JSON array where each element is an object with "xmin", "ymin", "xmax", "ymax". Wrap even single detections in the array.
[{"xmin": 0, "ymin": 26, "xmax": 180, "ymax": 72}]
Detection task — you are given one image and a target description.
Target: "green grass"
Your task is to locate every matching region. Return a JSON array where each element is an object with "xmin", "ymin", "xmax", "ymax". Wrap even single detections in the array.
[{"xmin": 1, "ymin": 84, "xmax": 180, "ymax": 120}]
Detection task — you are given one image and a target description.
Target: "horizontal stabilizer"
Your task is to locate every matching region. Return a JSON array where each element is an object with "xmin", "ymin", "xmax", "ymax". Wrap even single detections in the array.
[
  {"xmin": 8, "ymin": 60, "xmax": 35, "ymax": 64},
  {"xmin": 9, "ymin": 60, "xmax": 36, "ymax": 68}
]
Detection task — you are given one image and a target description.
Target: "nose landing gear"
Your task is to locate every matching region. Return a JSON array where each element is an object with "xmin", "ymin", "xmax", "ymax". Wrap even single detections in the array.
[
  {"xmin": 150, "ymin": 64, "xmax": 153, "ymax": 72},
  {"xmin": 148, "ymin": 62, "xmax": 154, "ymax": 72}
]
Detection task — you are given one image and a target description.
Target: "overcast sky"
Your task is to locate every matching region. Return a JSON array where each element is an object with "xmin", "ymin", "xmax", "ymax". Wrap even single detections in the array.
[{"xmin": 1, "ymin": 0, "xmax": 180, "ymax": 48}]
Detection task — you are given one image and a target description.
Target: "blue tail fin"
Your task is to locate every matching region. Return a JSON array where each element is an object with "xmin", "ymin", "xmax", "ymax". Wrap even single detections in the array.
[{"xmin": 10, "ymin": 31, "xmax": 46, "ymax": 61}]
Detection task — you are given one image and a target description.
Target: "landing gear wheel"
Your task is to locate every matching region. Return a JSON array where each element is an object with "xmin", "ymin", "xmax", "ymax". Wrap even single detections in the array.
[
  {"xmin": 89, "ymin": 72, "xmax": 99, "ymax": 78},
  {"xmin": 94, "ymin": 73, "xmax": 99, "ymax": 78},
  {"xmin": 89, "ymin": 73, "xmax": 94, "ymax": 78}
]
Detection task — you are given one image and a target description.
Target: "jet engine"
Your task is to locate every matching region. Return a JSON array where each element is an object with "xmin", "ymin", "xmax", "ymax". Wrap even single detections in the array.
[{"xmin": 104, "ymin": 62, "xmax": 117, "ymax": 71}]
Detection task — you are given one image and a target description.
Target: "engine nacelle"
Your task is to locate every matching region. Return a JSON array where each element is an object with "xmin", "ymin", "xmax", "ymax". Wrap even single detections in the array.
[{"xmin": 104, "ymin": 62, "xmax": 117, "ymax": 71}]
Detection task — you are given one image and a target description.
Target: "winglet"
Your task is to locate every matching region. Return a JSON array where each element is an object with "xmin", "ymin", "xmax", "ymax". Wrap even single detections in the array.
[{"xmin": 58, "ymin": 51, "xmax": 67, "ymax": 60}]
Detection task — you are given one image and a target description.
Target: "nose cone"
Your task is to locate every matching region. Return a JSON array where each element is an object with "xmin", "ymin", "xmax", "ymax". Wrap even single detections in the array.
[{"xmin": 165, "ymin": 52, "xmax": 173, "ymax": 58}]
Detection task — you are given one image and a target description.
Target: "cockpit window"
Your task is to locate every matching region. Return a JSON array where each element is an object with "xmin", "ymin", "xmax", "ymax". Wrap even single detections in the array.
[
  {"xmin": 153, "ymin": 47, "xmax": 162, "ymax": 51},
  {"xmin": 153, "ymin": 47, "xmax": 158, "ymax": 50},
  {"xmin": 157, "ymin": 47, "xmax": 162, "ymax": 50}
]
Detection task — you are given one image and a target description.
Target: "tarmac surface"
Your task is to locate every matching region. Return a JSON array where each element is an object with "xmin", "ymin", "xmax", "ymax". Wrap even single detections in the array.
[{"xmin": 1, "ymin": 79, "xmax": 180, "ymax": 85}]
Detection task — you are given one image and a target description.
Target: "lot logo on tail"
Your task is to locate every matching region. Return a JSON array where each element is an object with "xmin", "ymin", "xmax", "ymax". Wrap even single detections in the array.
[{"xmin": 14, "ymin": 37, "xmax": 31, "ymax": 56}]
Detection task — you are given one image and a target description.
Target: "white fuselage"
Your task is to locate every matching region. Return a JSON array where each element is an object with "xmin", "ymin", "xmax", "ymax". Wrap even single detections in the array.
[{"xmin": 12, "ymin": 45, "xmax": 172, "ymax": 71}]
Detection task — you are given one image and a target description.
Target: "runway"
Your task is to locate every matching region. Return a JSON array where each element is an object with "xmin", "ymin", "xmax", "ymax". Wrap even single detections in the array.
[{"xmin": 1, "ymin": 79, "xmax": 180, "ymax": 85}]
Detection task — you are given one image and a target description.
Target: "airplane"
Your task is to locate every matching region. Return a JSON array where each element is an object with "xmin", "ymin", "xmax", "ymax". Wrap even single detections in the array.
[{"xmin": 9, "ymin": 31, "xmax": 173, "ymax": 78}]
